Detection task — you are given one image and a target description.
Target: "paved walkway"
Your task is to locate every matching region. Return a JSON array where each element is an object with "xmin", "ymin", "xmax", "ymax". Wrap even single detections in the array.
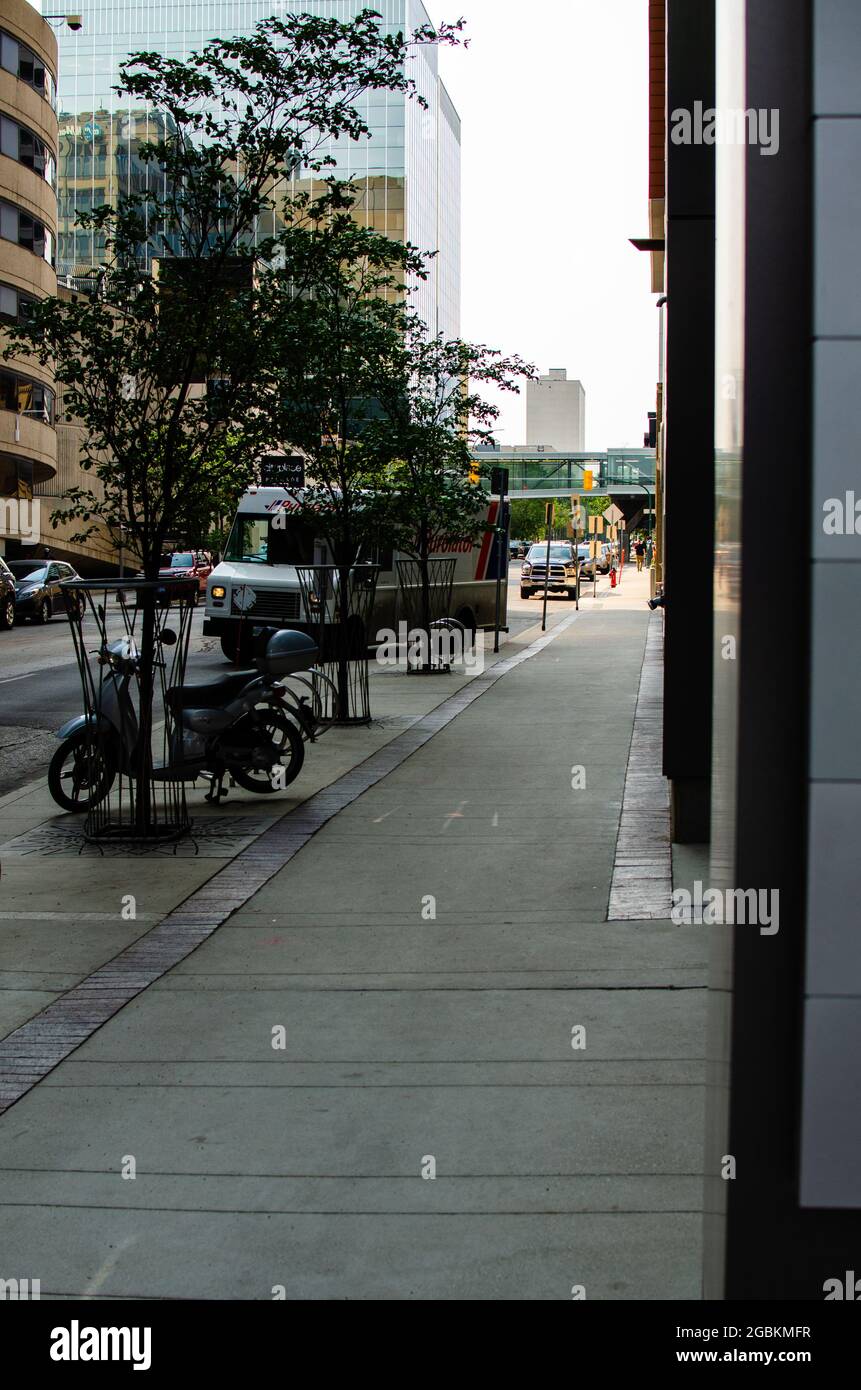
[{"xmin": 0, "ymin": 568, "xmax": 707, "ymax": 1300}]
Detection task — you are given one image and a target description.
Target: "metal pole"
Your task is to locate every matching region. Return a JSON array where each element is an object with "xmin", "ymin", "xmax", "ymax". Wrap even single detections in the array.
[
  {"xmin": 493, "ymin": 493, "xmax": 506, "ymax": 654},
  {"xmin": 593, "ymin": 516, "xmax": 598, "ymax": 598},
  {"xmin": 541, "ymin": 502, "xmax": 552, "ymax": 632}
]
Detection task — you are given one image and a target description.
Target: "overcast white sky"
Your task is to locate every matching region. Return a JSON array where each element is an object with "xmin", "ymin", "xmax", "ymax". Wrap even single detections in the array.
[{"xmin": 431, "ymin": 0, "xmax": 658, "ymax": 450}]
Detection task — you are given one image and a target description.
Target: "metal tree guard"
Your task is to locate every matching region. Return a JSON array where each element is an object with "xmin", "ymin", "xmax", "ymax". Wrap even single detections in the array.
[
  {"xmin": 295, "ymin": 564, "xmax": 379, "ymax": 724},
  {"xmin": 395, "ymin": 556, "xmax": 457, "ymax": 673},
  {"xmin": 60, "ymin": 577, "xmax": 198, "ymax": 844}
]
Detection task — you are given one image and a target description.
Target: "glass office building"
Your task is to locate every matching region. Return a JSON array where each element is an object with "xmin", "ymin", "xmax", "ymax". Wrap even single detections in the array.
[{"xmin": 56, "ymin": 0, "xmax": 461, "ymax": 336}]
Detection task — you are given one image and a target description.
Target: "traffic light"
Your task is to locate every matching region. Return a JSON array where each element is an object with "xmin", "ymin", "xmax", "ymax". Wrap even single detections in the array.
[
  {"xmin": 490, "ymin": 465, "xmax": 509, "ymax": 496},
  {"xmin": 468, "ymin": 462, "xmax": 481, "ymax": 485},
  {"xmin": 582, "ymin": 469, "xmax": 594, "ymax": 491},
  {"xmin": 644, "ymin": 411, "xmax": 657, "ymax": 448}
]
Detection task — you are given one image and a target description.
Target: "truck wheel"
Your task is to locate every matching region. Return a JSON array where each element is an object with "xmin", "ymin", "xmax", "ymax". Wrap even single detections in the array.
[
  {"xmin": 567, "ymin": 588, "xmax": 578, "ymax": 601},
  {"xmin": 454, "ymin": 607, "xmax": 477, "ymax": 650},
  {"xmin": 221, "ymin": 631, "xmax": 254, "ymax": 664},
  {"xmin": 520, "ymin": 588, "xmax": 531, "ymax": 600}
]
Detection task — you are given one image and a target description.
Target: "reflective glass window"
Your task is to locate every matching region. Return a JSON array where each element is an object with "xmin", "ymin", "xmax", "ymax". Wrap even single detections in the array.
[{"xmin": 0, "ymin": 28, "xmax": 56, "ymax": 106}]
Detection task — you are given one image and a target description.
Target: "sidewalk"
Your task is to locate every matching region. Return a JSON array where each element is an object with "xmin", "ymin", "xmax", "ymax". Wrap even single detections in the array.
[{"xmin": 0, "ymin": 568, "xmax": 708, "ymax": 1300}]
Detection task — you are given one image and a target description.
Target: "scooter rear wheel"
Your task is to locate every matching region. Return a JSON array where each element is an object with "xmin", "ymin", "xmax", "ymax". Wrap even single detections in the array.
[
  {"xmin": 48, "ymin": 731, "xmax": 116, "ymax": 813},
  {"xmin": 230, "ymin": 707, "xmax": 305, "ymax": 794}
]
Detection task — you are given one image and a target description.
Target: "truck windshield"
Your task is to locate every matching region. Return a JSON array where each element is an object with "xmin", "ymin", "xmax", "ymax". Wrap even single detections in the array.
[
  {"xmin": 224, "ymin": 517, "xmax": 269, "ymax": 564},
  {"xmin": 528, "ymin": 545, "xmax": 573, "ymax": 561},
  {"xmin": 223, "ymin": 514, "xmax": 315, "ymax": 566}
]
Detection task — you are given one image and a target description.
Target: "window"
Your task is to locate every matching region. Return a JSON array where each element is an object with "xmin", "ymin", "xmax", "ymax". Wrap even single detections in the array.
[
  {"xmin": 12, "ymin": 564, "xmax": 47, "ymax": 582},
  {"xmin": 0, "ymin": 368, "xmax": 54, "ymax": 423},
  {"xmin": 0, "ymin": 116, "xmax": 57, "ymax": 188},
  {"xmin": 0, "ymin": 281, "xmax": 38, "ymax": 324},
  {"xmin": 224, "ymin": 517, "xmax": 270, "ymax": 565},
  {"xmin": 0, "ymin": 29, "xmax": 56, "ymax": 107},
  {"xmin": 0, "ymin": 284, "xmax": 16, "ymax": 321},
  {"xmin": 268, "ymin": 517, "xmax": 316, "ymax": 566},
  {"xmin": 0, "ymin": 200, "xmax": 54, "ymax": 265}
]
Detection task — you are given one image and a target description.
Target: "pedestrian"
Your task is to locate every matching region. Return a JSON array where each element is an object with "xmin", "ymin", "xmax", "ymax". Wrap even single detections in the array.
[{"xmin": 634, "ymin": 538, "xmax": 646, "ymax": 572}]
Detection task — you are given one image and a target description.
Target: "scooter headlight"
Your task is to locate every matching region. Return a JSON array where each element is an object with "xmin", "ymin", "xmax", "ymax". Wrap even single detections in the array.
[{"xmin": 211, "ymin": 585, "xmax": 226, "ymax": 600}]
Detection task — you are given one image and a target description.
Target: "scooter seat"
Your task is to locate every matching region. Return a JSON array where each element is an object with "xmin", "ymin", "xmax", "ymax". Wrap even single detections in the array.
[{"xmin": 166, "ymin": 671, "xmax": 258, "ymax": 712}]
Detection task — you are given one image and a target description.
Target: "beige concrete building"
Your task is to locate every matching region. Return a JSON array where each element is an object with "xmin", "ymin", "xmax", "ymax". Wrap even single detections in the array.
[
  {"xmin": 1, "ymin": 4, "xmax": 114, "ymax": 573},
  {"xmin": 0, "ymin": 0, "xmax": 58, "ymax": 557},
  {"xmin": 526, "ymin": 368, "xmax": 586, "ymax": 452}
]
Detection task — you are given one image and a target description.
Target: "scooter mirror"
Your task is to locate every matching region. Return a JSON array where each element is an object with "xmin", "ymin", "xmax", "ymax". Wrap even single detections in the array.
[{"xmin": 160, "ymin": 628, "xmax": 178, "ymax": 646}]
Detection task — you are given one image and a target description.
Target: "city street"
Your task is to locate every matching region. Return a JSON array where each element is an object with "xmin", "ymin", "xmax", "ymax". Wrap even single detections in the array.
[
  {"xmin": 0, "ymin": 565, "xmax": 706, "ymax": 1300},
  {"xmin": 5, "ymin": 0, "xmax": 846, "ymax": 1332},
  {"xmin": 0, "ymin": 564, "xmax": 595, "ymax": 798}
]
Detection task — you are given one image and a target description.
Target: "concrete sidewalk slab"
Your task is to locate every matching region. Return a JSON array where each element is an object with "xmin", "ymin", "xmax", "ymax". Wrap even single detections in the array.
[
  {"xmin": 0, "ymin": 615, "xmax": 564, "ymax": 1028},
  {"xmin": 0, "ymin": 1205, "xmax": 699, "ymax": 1301}
]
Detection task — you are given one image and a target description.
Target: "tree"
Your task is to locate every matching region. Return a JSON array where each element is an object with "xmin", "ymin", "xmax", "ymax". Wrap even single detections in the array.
[
  {"xmin": 255, "ymin": 184, "xmax": 426, "ymax": 710},
  {"xmin": 260, "ymin": 185, "xmax": 424, "ymax": 571},
  {"xmin": 1, "ymin": 9, "xmax": 463, "ymax": 828},
  {"xmin": 510, "ymin": 499, "xmax": 550, "ymax": 542},
  {"xmin": 3, "ymin": 11, "xmax": 464, "ymax": 580},
  {"xmin": 369, "ymin": 319, "xmax": 533, "ymax": 650}
]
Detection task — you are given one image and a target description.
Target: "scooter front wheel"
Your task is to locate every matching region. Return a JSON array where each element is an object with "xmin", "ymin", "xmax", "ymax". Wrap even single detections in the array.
[
  {"xmin": 48, "ymin": 731, "xmax": 117, "ymax": 813},
  {"xmin": 230, "ymin": 707, "xmax": 305, "ymax": 794}
]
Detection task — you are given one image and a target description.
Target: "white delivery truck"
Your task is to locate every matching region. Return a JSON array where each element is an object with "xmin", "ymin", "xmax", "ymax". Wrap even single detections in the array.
[{"xmin": 204, "ymin": 487, "xmax": 509, "ymax": 663}]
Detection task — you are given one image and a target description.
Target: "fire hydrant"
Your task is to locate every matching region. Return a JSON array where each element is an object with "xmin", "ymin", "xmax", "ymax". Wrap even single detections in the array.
[{"xmin": 610, "ymin": 567, "xmax": 617, "ymax": 588}]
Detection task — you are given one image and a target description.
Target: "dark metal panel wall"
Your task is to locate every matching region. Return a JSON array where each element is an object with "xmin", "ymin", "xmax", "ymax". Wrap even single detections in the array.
[{"xmin": 662, "ymin": 0, "xmax": 716, "ymax": 843}]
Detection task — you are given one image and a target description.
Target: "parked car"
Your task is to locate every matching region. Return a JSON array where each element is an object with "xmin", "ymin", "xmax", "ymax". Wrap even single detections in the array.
[
  {"xmin": 0, "ymin": 555, "xmax": 15, "ymax": 630},
  {"xmin": 597, "ymin": 542, "xmax": 616, "ymax": 574},
  {"xmin": 520, "ymin": 541, "xmax": 580, "ymax": 600},
  {"xmin": 158, "ymin": 550, "xmax": 213, "ymax": 595},
  {"xmin": 577, "ymin": 541, "xmax": 598, "ymax": 582},
  {"xmin": 6, "ymin": 559, "xmax": 83, "ymax": 624}
]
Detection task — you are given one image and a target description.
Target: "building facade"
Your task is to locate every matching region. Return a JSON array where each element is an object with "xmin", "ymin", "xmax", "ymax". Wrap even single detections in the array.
[
  {"xmin": 641, "ymin": 0, "xmax": 861, "ymax": 1299},
  {"xmin": 56, "ymin": 0, "xmax": 461, "ymax": 337},
  {"xmin": 0, "ymin": 0, "xmax": 58, "ymax": 558},
  {"xmin": 525, "ymin": 369, "xmax": 586, "ymax": 451}
]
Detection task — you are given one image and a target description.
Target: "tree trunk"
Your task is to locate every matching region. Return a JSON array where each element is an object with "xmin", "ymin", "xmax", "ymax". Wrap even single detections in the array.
[
  {"xmin": 336, "ymin": 563, "xmax": 351, "ymax": 720},
  {"xmin": 134, "ymin": 581, "xmax": 157, "ymax": 836},
  {"xmin": 419, "ymin": 522, "xmax": 431, "ymax": 670}
]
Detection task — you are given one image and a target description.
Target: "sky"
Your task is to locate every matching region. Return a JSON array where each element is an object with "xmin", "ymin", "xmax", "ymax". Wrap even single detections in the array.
[{"xmin": 430, "ymin": 0, "xmax": 658, "ymax": 450}]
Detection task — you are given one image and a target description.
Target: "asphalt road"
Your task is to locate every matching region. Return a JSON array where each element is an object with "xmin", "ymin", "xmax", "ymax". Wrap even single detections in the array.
[
  {"xmin": 0, "ymin": 563, "xmax": 602, "ymax": 797},
  {"xmin": 0, "ymin": 607, "xmax": 225, "ymax": 798}
]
